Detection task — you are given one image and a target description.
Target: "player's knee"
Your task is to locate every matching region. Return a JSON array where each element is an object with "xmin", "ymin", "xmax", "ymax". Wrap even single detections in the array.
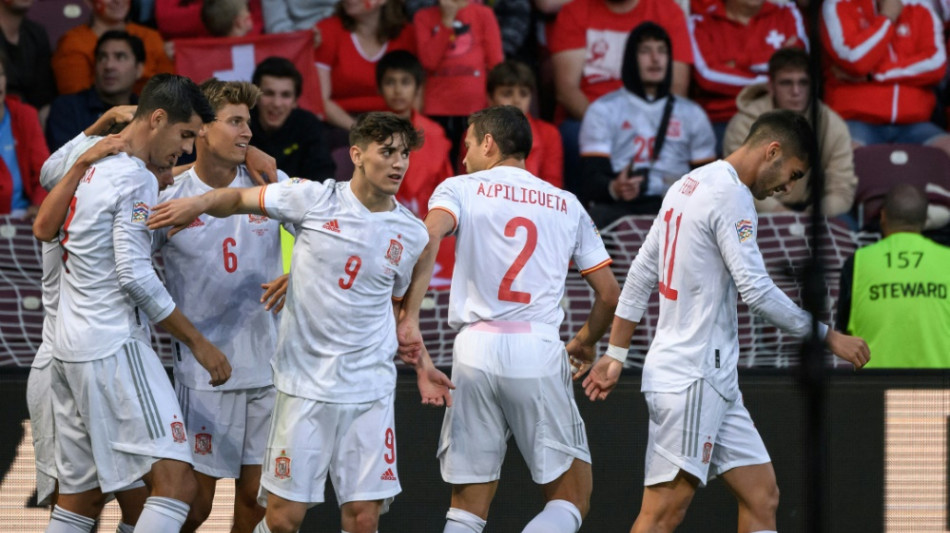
[
  {"xmin": 266, "ymin": 512, "xmax": 304, "ymax": 533},
  {"xmin": 343, "ymin": 502, "xmax": 381, "ymax": 533},
  {"xmin": 150, "ymin": 461, "xmax": 198, "ymax": 503},
  {"xmin": 186, "ymin": 493, "xmax": 214, "ymax": 526}
]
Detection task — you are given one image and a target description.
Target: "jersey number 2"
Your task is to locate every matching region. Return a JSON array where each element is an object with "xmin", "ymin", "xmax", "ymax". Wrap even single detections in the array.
[
  {"xmin": 498, "ymin": 217, "xmax": 537, "ymax": 304},
  {"xmin": 658, "ymin": 208, "xmax": 682, "ymax": 301}
]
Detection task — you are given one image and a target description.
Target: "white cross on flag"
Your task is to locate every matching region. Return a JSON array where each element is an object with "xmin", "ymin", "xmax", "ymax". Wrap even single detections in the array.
[{"xmin": 173, "ymin": 30, "xmax": 325, "ymax": 118}]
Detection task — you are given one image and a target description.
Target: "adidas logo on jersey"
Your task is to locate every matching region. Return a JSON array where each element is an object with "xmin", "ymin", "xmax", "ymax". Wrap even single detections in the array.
[
  {"xmin": 323, "ymin": 219, "xmax": 341, "ymax": 233},
  {"xmin": 621, "ymin": 120, "xmax": 632, "ymax": 130},
  {"xmin": 380, "ymin": 468, "xmax": 397, "ymax": 481}
]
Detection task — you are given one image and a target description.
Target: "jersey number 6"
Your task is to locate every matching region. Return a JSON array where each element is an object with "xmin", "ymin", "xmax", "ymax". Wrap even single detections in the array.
[
  {"xmin": 498, "ymin": 217, "xmax": 538, "ymax": 304},
  {"xmin": 223, "ymin": 238, "xmax": 238, "ymax": 273}
]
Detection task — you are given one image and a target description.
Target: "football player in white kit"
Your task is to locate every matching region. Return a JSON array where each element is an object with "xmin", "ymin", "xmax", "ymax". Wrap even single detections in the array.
[
  {"xmin": 147, "ymin": 111, "xmax": 455, "ymax": 533},
  {"xmin": 396, "ymin": 105, "xmax": 621, "ymax": 533},
  {"xmin": 583, "ymin": 110, "xmax": 870, "ymax": 533},
  {"xmin": 43, "ymin": 74, "xmax": 233, "ymax": 533},
  {"xmin": 150, "ymin": 79, "xmax": 290, "ymax": 533}
]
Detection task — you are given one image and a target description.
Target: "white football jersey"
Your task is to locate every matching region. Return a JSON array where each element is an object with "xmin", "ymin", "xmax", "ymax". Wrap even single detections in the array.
[
  {"xmin": 153, "ymin": 167, "xmax": 289, "ymax": 391},
  {"xmin": 616, "ymin": 160, "xmax": 826, "ymax": 400},
  {"xmin": 579, "ymin": 90, "xmax": 716, "ymax": 197},
  {"xmin": 40, "ymin": 133, "xmax": 101, "ymax": 191},
  {"xmin": 32, "ymin": 241, "xmax": 61, "ymax": 369},
  {"xmin": 260, "ymin": 179, "xmax": 428, "ymax": 403},
  {"xmin": 54, "ymin": 153, "xmax": 175, "ymax": 362},
  {"xmin": 429, "ymin": 166, "xmax": 612, "ymax": 330}
]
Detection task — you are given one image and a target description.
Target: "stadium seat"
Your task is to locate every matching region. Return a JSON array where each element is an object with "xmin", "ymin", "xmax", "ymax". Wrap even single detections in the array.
[
  {"xmin": 852, "ymin": 144, "xmax": 950, "ymax": 229},
  {"xmin": 332, "ymin": 145, "xmax": 354, "ymax": 182}
]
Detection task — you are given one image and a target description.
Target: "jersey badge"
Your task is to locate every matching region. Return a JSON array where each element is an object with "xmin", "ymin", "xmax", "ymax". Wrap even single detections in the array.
[
  {"xmin": 194, "ymin": 432, "xmax": 212, "ymax": 455},
  {"xmin": 679, "ymin": 177, "xmax": 699, "ymax": 196},
  {"xmin": 288, "ymin": 177, "xmax": 307, "ymax": 185},
  {"xmin": 275, "ymin": 450, "xmax": 292, "ymax": 479},
  {"xmin": 667, "ymin": 119, "xmax": 682, "ymax": 139},
  {"xmin": 380, "ymin": 468, "xmax": 397, "ymax": 481},
  {"xmin": 131, "ymin": 202, "xmax": 150, "ymax": 223},
  {"xmin": 323, "ymin": 219, "xmax": 341, "ymax": 233},
  {"xmin": 186, "ymin": 217, "xmax": 205, "ymax": 229},
  {"xmin": 171, "ymin": 421, "xmax": 186, "ymax": 443},
  {"xmin": 386, "ymin": 239, "xmax": 404, "ymax": 266},
  {"xmin": 248, "ymin": 214, "xmax": 269, "ymax": 224},
  {"xmin": 588, "ymin": 216, "xmax": 600, "ymax": 237},
  {"xmin": 702, "ymin": 441, "xmax": 713, "ymax": 464},
  {"xmin": 735, "ymin": 219, "xmax": 754, "ymax": 243}
]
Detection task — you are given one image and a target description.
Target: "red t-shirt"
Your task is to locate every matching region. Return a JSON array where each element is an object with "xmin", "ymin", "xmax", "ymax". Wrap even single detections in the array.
[
  {"xmin": 314, "ymin": 16, "xmax": 416, "ymax": 114},
  {"xmin": 155, "ymin": 0, "xmax": 264, "ymax": 39},
  {"xmin": 414, "ymin": 3, "xmax": 504, "ymax": 117},
  {"xmin": 397, "ymin": 111, "xmax": 454, "ymax": 218},
  {"xmin": 548, "ymin": 0, "xmax": 693, "ymax": 104}
]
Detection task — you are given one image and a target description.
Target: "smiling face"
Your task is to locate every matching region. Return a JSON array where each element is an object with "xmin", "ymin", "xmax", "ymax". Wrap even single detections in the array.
[
  {"xmin": 352, "ymin": 134, "xmax": 411, "ymax": 197},
  {"xmin": 256, "ymin": 75, "xmax": 296, "ymax": 132},
  {"xmin": 200, "ymin": 103, "xmax": 252, "ymax": 167}
]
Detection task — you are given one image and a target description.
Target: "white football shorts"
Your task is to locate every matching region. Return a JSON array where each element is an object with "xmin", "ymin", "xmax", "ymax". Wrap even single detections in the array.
[{"xmin": 27, "ymin": 351, "xmax": 56, "ymax": 506}]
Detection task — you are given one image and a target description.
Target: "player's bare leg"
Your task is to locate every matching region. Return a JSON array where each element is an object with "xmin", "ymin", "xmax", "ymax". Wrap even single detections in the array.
[
  {"xmin": 522, "ymin": 458, "xmax": 592, "ymax": 532},
  {"xmin": 631, "ymin": 470, "xmax": 698, "ymax": 533},
  {"xmin": 255, "ymin": 492, "xmax": 307, "ymax": 533},
  {"xmin": 53, "ymin": 487, "xmax": 107, "ymax": 522},
  {"xmin": 233, "ymin": 465, "xmax": 266, "ymax": 533},
  {"xmin": 115, "ymin": 484, "xmax": 149, "ymax": 529},
  {"xmin": 181, "ymin": 471, "xmax": 217, "ymax": 532},
  {"xmin": 137, "ymin": 459, "xmax": 198, "ymax": 532},
  {"xmin": 719, "ymin": 463, "xmax": 779, "ymax": 533},
  {"xmin": 341, "ymin": 499, "xmax": 383, "ymax": 533},
  {"xmin": 443, "ymin": 481, "xmax": 497, "ymax": 532}
]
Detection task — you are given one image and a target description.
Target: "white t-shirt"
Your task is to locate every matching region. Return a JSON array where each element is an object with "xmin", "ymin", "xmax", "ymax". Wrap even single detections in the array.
[
  {"xmin": 153, "ymin": 166, "xmax": 289, "ymax": 391},
  {"xmin": 616, "ymin": 160, "xmax": 826, "ymax": 400},
  {"xmin": 32, "ymin": 241, "xmax": 61, "ymax": 369},
  {"xmin": 54, "ymin": 153, "xmax": 175, "ymax": 362},
  {"xmin": 260, "ymin": 179, "xmax": 428, "ymax": 403},
  {"xmin": 580, "ymin": 90, "xmax": 716, "ymax": 197},
  {"xmin": 429, "ymin": 166, "xmax": 612, "ymax": 330}
]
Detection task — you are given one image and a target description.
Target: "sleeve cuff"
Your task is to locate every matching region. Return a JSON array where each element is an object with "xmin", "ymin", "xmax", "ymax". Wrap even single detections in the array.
[{"xmin": 616, "ymin": 299, "xmax": 646, "ymax": 323}]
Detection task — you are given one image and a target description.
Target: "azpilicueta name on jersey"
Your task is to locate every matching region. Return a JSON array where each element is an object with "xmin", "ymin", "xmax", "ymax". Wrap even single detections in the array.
[{"xmin": 476, "ymin": 182, "xmax": 568, "ymax": 213}]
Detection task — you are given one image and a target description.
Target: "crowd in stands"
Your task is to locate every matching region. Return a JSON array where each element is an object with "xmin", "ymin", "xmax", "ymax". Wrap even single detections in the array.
[{"xmin": 2, "ymin": 0, "xmax": 950, "ymax": 237}]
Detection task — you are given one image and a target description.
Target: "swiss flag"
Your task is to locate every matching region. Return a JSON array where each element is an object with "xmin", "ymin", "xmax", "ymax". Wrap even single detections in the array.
[{"xmin": 173, "ymin": 30, "xmax": 324, "ymax": 118}]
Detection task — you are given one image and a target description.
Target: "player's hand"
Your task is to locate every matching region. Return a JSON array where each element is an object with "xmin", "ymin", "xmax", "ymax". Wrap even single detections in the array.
[
  {"xmin": 261, "ymin": 273, "xmax": 289, "ymax": 313},
  {"xmin": 246, "ymin": 145, "xmax": 277, "ymax": 185},
  {"xmin": 611, "ymin": 166, "xmax": 643, "ymax": 202},
  {"xmin": 825, "ymin": 329, "xmax": 870, "ymax": 369},
  {"xmin": 416, "ymin": 357, "xmax": 455, "ymax": 407},
  {"xmin": 397, "ymin": 318, "xmax": 423, "ymax": 366},
  {"xmin": 582, "ymin": 356, "xmax": 623, "ymax": 401},
  {"xmin": 192, "ymin": 339, "xmax": 232, "ymax": 386},
  {"xmin": 312, "ymin": 26, "xmax": 323, "ymax": 48},
  {"xmin": 565, "ymin": 337, "xmax": 595, "ymax": 381},
  {"xmin": 148, "ymin": 197, "xmax": 207, "ymax": 237},
  {"xmin": 86, "ymin": 105, "xmax": 136, "ymax": 136},
  {"xmin": 78, "ymin": 134, "xmax": 126, "ymax": 166}
]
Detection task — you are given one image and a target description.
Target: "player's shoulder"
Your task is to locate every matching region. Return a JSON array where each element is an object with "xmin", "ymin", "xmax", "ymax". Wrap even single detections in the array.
[
  {"xmin": 96, "ymin": 152, "xmax": 152, "ymax": 187},
  {"xmin": 391, "ymin": 200, "xmax": 429, "ymax": 237}
]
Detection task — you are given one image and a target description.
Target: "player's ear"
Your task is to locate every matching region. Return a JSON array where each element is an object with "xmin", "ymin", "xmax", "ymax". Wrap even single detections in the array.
[
  {"xmin": 482, "ymin": 133, "xmax": 494, "ymax": 155},
  {"xmin": 149, "ymin": 108, "xmax": 167, "ymax": 130},
  {"xmin": 765, "ymin": 141, "xmax": 781, "ymax": 162},
  {"xmin": 349, "ymin": 144, "xmax": 363, "ymax": 168}
]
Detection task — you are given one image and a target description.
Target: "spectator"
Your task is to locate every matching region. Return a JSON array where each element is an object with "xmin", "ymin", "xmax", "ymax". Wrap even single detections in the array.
[
  {"xmin": 0, "ymin": 0, "xmax": 55, "ymax": 124},
  {"xmin": 202, "ymin": 0, "xmax": 255, "ymax": 37},
  {"xmin": 261, "ymin": 0, "xmax": 335, "ymax": 33},
  {"xmin": 837, "ymin": 184, "xmax": 950, "ymax": 367},
  {"xmin": 689, "ymin": 0, "xmax": 808, "ymax": 152},
  {"xmin": 314, "ymin": 0, "xmax": 415, "ymax": 132},
  {"xmin": 821, "ymin": 0, "xmax": 950, "ymax": 155},
  {"xmin": 724, "ymin": 47, "xmax": 856, "ymax": 218},
  {"xmin": 486, "ymin": 59, "xmax": 563, "ymax": 187},
  {"xmin": 46, "ymin": 31, "xmax": 142, "ymax": 152},
  {"xmin": 156, "ymin": 0, "xmax": 264, "ymax": 40},
  {"xmin": 249, "ymin": 57, "xmax": 334, "ymax": 182},
  {"xmin": 52, "ymin": 0, "xmax": 174, "ymax": 96},
  {"xmin": 376, "ymin": 50, "xmax": 453, "ymax": 217},
  {"xmin": 413, "ymin": 0, "xmax": 503, "ymax": 162},
  {"xmin": 404, "ymin": 0, "xmax": 532, "ymax": 60},
  {"xmin": 547, "ymin": 0, "xmax": 692, "ymax": 193},
  {"xmin": 579, "ymin": 22, "xmax": 714, "ymax": 227},
  {"xmin": 0, "ymin": 53, "xmax": 48, "ymax": 216}
]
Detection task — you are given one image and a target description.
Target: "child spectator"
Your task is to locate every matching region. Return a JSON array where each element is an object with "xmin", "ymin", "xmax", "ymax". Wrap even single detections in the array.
[
  {"xmin": 156, "ymin": 0, "xmax": 264, "ymax": 40},
  {"xmin": 486, "ymin": 60, "xmax": 563, "ymax": 188},
  {"xmin": 52, "ymin": 0, "xmax": 174, "ymax": 95},
  {"xmin": 314, "ymin": 0, "xmax": 416, "ymax": 132},
  {"xmin": 202, "ymin": 0, "xmax": 255, "ymax": 37},
  {"xmin": 413, "ymin": 0, "xmax": 503, "ymax": 162}
]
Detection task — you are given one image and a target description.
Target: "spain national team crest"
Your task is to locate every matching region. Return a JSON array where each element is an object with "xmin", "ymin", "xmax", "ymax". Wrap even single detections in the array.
[
  {"xmin": 194, "ymin": 433, "xmax": 212, "ymax": 455},
  {"xmin": 275, "ymin": 451, "xmax": 291, "ymax": 479},
  {"xmin": 131, "ymin": 202, "xmax": 149, "ymax": 223},
  {"xmin": 667, "ymin": 118, "xmax": 682, "ymax": 139},
  {"xmin": 386, "ymin": 239, "xmax": 403, "ymax": 266},
  {"xmin": 702, "ymin": 441, "xmax": 713, "ymax": 464},
  {"xmin": 735, "ymin": 219, "xmax": 754, "ymax": 243},
  {"xmin": 171, "ymin": 421, "xmax": 186, "ymax": 443}
]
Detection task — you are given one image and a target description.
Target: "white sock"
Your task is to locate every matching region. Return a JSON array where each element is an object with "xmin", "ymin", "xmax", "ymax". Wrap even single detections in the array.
[
  {"xmin": 253, "ymin": 519, "xmax": 272, "ymax": 533},
  {"xmin": 522, "ymin": 499, "xmax": 582, "ymax": 533},
  {"xmin": 117, "ymin": 523, "xmax": 136, "ymax": 533},
  {"xmin": 444, "ymin": 507, "xmax": 486, "ymax": 533},
  {"xmin": 46, "ymin": 506, "xmax": 95, "ymax": 533},
  {"xmin": 133, "ymin": 497, "xmax": 190, "ymax": 532}
]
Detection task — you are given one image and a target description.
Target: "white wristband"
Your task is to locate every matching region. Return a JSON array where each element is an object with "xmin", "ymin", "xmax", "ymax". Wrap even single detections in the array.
[{"xmin": 605, "ymin": 344, "xmax": 629, "ymax": 364}]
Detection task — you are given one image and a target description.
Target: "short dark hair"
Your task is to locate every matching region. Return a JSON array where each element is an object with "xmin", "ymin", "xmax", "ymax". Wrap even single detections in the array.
[
  {"xmin": 252, "ymin": 57, "xmax": 303, "ymax": 98},
  {"xmin": 349, "ymin": 111, "xmax": 423, "ymax": 151},
  {"xmin": 95, "ymin": 30, "xmax": 146, "ymax": 64},
  {"xmin": 201, "ymin": 0, "xmax": 248, "ymax": 36},
  {"xmin": 486, "ymin": 60, "xmax": 536, "ymax": 94},
  {"xmin": 768, "ymin": 47, "xmax": 810, "ymax": 79},
  {"xmin": 742, "ymin": 109, "xmax": 814, "ymax": 166},
  {"xmin": 468, "ymin": 105, "xmax": 532, "ymax": 160},
  {"xmin": 883, "ymin": 184, "xmax": 928, "ymax": 230},
  {"xmin": 375, "ymin": 50, "xmax": 424, "ymax": 90},
  {"xmin": 134, "ymin": 74, "xmax": 216, "ymax": 124}
]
